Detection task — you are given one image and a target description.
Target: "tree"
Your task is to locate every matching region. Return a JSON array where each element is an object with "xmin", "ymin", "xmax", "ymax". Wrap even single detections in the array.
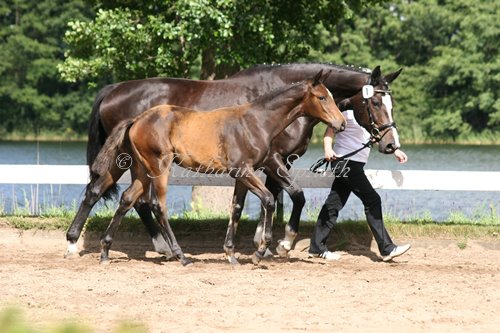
[
  {"xmin": 59, "ymin": 0, "xmax": 382, "ymax": 82},
  {"xmin": 0, "ymin": 0, "xmax": 94, "ymax": 136}
]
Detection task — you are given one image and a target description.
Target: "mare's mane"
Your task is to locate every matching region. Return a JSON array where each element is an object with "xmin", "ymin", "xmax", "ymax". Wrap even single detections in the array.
[{"xmin": 230, "ymin": 62, "xmax": 372, "ymax": 78}]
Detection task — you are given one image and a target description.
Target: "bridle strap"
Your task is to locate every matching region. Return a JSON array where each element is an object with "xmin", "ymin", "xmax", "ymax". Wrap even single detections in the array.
[{"xmin": 309, "ymin": 85, "xmax": 397, "ymax": 174}]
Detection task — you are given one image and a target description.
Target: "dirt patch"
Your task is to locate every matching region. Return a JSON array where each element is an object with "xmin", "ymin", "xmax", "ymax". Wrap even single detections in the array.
[{"xmin": 0, "ymin": 226, "xmax": 499, "ymax": 332}]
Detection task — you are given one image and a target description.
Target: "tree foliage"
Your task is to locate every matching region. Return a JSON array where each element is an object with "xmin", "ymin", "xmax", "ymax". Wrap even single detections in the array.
[
  {"xmin": 309, "ymin": 0, "xmax": 499, "ymax": 141},
  {"xmin": 0, "ymin": 0, "xmax": 498, "ymax": 142},
  {"xmin": 59, "ymin": 0, "xmax": 378, "ymax": 81},
  {"xmin": 0, "ymin": 0, "xmax": 94, "ymax": 137}
]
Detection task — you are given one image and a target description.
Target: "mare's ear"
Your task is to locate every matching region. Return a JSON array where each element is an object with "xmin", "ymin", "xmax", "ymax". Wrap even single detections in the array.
[
  {"xmin": 338, "ymin": 98, "xmax": 351, "ymax": 111},
  {"xmin": 384, "ymin": 68, "xmax": 403, "ymax": 84},
  {"xmin": 312, "ymin": 70, "xmax": 324, "ymax": 86},
  {"xmin": 369, "ymin": 65, "xmax": 381, "ymax": 85}
]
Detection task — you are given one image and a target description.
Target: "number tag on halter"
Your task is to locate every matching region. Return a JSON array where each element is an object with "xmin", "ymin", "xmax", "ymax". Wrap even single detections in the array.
[{"xmin": 362, "ymin": 85, "xmax": 374, "ymax": 99}]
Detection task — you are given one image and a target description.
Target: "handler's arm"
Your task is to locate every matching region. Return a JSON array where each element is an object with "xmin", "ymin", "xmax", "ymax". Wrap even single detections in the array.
[{"xmin": 323, "ymin": 126, "xmax": 336, "ymax": 161}]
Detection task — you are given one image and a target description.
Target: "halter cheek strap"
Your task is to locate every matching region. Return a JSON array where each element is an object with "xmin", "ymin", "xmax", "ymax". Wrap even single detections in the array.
[{"xmin": 309, "ymin": 86, "xmax": 397, "ymax": 174}]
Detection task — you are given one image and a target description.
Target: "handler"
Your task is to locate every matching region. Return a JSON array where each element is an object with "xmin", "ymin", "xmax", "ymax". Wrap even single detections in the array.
[{"xmin": 309, "ymin": 109, "xmax": 411, "ymax": 261}]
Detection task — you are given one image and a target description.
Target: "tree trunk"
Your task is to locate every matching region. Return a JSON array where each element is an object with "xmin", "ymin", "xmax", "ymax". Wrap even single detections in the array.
[{"xmin": 201, "ymin": 47, "xmax": 240, "ymax": 80}]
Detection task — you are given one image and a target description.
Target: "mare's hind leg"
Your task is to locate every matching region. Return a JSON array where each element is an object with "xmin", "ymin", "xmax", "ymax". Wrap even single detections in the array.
[
  {"xmin": 65, "ymin": 168, "xmax": 124, "ymax": 258},
  {"xmin": 149, "ymin": 172, "xmax": 191, "ymax": 266},
  {"xmin": 223, "ymin": 180, "xmax": 248, "ymax": 265},
  {"xmin": 134, "ymin": 198, "xmax": 172, "ymax": 257},
  {"xmin": 100, "ymin": 179, "xmax": 145, "ymax": 264}
]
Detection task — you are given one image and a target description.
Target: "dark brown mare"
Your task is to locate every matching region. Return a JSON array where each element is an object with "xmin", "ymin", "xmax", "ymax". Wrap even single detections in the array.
[
  {"xmin": 65, "ymin": 63, "xmax": 402, "ymax": 259},
  {"xmin": 91, "ymin": 73, "xmax": 345, "ymax": 265}
]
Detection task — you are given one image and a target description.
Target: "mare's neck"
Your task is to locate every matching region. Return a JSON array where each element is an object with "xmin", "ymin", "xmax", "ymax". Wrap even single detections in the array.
[{"xmin": 236, "ymin": 63, "xmax": 370, "ymax": 101}]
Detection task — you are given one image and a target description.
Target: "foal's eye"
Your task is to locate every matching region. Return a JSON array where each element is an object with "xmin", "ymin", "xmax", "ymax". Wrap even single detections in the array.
[{"xmin": 318, "ymin": 96, "xmax": 326, "ymax": 101}]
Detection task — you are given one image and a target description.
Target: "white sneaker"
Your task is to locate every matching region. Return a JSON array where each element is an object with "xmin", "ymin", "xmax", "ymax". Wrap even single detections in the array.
[
  {"xmin": 309, "ymin": 251, "xmax": 341, "ymax": 261},
  {"xmin": 382, "ymin": 244, "xmax": 411, "ymax": 262}
]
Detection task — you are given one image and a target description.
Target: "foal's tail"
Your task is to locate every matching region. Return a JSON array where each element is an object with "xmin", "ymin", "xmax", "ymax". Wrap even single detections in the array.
[{"xmin": 91, "ymin": 119, "xmax": 135, "ymax": 178}]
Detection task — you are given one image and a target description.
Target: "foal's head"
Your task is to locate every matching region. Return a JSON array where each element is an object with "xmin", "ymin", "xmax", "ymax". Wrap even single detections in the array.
[
  {"xmin": 339, "ymin": 66, "xmax": 403, "ymax": 154},
  {"xmin": 303, "ymin": 70, "xmax": 346, "ymax": 132}
]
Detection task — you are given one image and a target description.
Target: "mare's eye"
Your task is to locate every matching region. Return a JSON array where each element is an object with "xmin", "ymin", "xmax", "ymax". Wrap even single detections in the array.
[
  {"xmin": 318, "ymin": 96, "xmax": 326, "ymax": 101},
  {"xmin": 372, "ymin": 100, "xmax": 380, "ymax": 107}
]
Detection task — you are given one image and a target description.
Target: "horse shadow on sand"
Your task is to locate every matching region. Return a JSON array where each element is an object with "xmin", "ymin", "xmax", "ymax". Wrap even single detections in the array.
[{"xmin": 80, "ymin": 222, "xmax": 381, "ymax": 265}]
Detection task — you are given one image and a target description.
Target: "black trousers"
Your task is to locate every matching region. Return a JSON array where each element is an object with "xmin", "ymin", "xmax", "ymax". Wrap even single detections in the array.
[{"xmin": 310, "ymin": 160, "xmax": 396, "ymax": 256}]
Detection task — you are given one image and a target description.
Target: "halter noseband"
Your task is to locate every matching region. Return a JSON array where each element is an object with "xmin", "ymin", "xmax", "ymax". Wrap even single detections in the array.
[{"xmin": 309, "ymin": 84, "xmax": 398, "ymax": 175}]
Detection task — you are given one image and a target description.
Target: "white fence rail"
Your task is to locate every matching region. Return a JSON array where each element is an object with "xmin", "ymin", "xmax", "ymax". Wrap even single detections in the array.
[{"xmin": 0, "ymin": 164, "xmax": 499, "ymax": 191}]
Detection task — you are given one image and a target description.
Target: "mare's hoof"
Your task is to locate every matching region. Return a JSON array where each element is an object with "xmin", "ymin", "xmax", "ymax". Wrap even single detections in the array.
[
  {"xmin": 276, "ymin": 244, "xmax": 290, "ymax": 258},
  {"xmin": 227, "ymin": 256, "xmax": 240, "ymax": 266},
  {"xmin": 64, "ymin": 251, "xmax": 80, "ymax": 259},
  {"xmin": 64, "ymin": 243, "xmax": 80, "ymax": 259}
]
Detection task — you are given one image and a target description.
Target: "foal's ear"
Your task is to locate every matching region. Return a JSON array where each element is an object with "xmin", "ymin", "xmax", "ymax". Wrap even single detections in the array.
[
  {"xmin": 338, "ymin": 98, "xmax": 351, "ymax": 111},
  {"xmin": 384, "ymin": 68, "xmax": 403, "ymax": 84},
  {"xmin": 320, "ymin": 69, "xmax": 332, "ymax": 83},
  {"xmin": 312, "ymin": 70, "xmax": 324, "ymax": 86}
]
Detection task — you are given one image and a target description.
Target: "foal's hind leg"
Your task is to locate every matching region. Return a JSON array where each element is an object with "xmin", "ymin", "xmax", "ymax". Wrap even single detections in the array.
[
  {"xmin": 65, "ymin": 168, "xmax": 124, "ymax": 258},
  {"xmin": 100, "ymin": 179, "xmax": 145, "ymax": 264},
  {"xmin": 223, "ymin": 180, "xmax": 248, "ymax": 265}
]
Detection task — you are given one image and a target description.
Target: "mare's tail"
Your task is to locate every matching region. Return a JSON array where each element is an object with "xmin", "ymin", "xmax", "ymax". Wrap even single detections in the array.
[
  {"xmin": 91, "ymin": 119, "xmax": 135, "ymax": 178},
  {"xmin": 86, "ymin": 84, "xmax": 118, "ymax": 200}
]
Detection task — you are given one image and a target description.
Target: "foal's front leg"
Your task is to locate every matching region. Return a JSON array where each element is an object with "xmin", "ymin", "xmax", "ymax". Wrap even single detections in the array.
[
  {"xmin": 100, "ymin": 179, "xmax": 145, "ymax": 264},
  {"xmin": 150, "ymin": 173, "xmax": 192, "ymax": 266},
  {"xmin": 236, "ymin": 168, "xmax": 276, "ymax": 265},
  {"xmin": 255, "ymin": 154, "xmax": 305, "ymax": 258}
]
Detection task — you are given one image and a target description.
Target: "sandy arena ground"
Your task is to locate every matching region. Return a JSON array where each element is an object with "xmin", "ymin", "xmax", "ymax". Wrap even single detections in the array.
[{"xmin": 0, "ymin": 225, "xmax": 499, "ymax": 332}]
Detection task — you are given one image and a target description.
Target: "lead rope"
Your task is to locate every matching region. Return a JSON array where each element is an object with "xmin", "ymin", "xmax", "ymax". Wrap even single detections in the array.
[{"xmin": 309, "ymin": 139, "xmax": 374, "ymax": 174}]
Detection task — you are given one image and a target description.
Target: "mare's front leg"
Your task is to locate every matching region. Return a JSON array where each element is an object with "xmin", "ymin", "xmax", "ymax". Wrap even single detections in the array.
[
  {"xmin": 65, "ymin": 168, "xmax": 124, "ymax": 258},
  {"xmin": 223, "ymin": 180, "xmax": 248, "ymax": 265},
  {"xmin": 149, "ymin": 171, "xmax": 192, "ymax": 267},
  {"xmin": 237, "ymin": 168, "xmax": 276, "ymax": 265},
  {"xmin": 100, "ymin": 178, "xmax": 145, "ymax": 264}
]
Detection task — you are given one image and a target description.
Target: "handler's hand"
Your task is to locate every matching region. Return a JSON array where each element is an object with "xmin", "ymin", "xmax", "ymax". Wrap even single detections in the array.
[
  {"xmin": 394, "ymin": 149, "xmax": 408, "ymax": 163},
  {"xmin": 325, "ymin": 147, "xmax": 338, "ymax": 161}
]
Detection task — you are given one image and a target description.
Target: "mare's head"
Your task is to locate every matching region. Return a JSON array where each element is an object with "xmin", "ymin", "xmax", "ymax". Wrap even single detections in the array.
[
  {"xmin": 303, "ymin": 70, "xmax": 346, "ymax": 132},
  {"xmin": 339, "ymin": 66, "xmax": 403, "ymax": 154}
]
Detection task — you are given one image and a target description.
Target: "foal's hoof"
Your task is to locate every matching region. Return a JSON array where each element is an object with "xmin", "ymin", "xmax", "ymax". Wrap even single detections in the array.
[
  {"xmin": 99, "ymin": 258, "xmax": 111, "ymax": 265},
  {"xmin": 180, "ymin": 258, "xmax": 193, "ymax": 267},
  {"xmin": 252, "ymin": 251, "xmax": 264, "ymax": 265}
]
